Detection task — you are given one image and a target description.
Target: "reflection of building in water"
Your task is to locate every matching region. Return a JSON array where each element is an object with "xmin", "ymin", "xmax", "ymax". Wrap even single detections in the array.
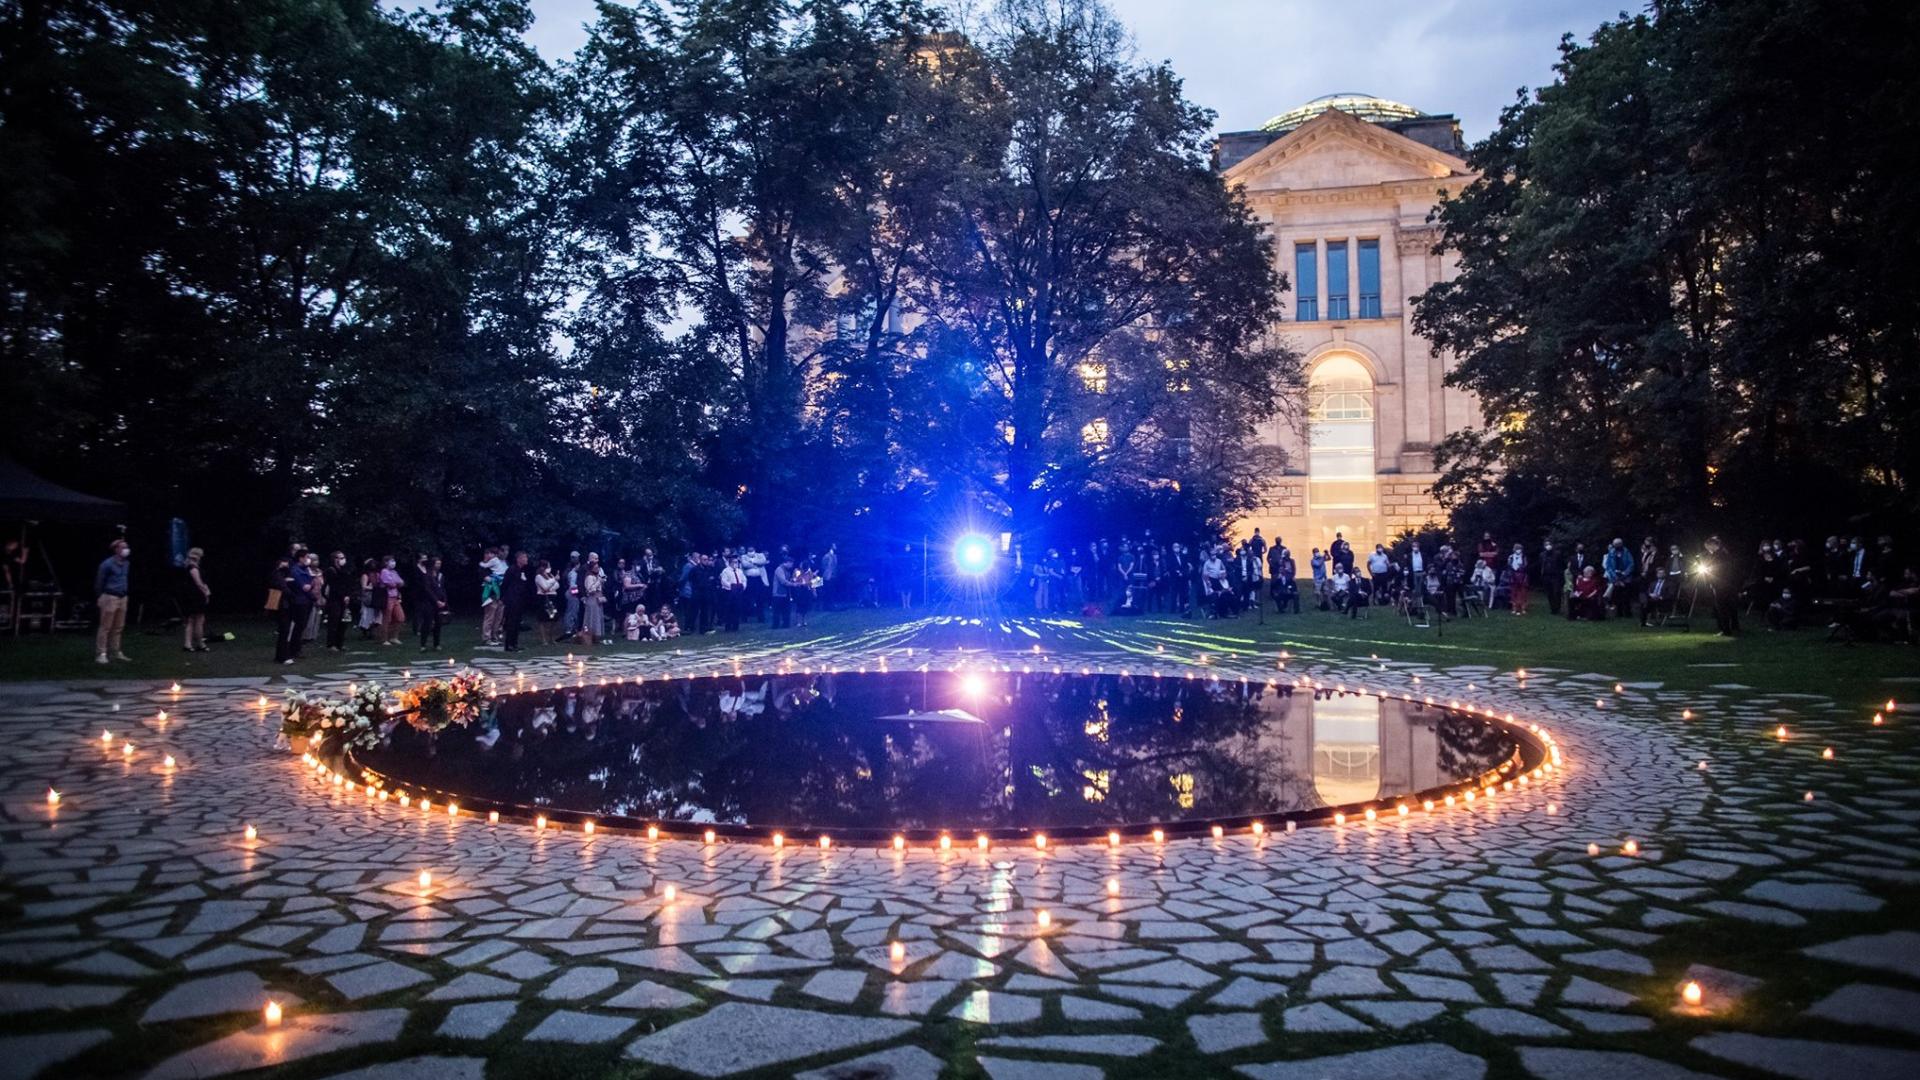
[
  {"xmin": 1312, "ymin": 693, "xmax": 1381, "ymax": 806},
  {"xmin": 1309, "ymin": 693, "xmax": 1449, "ymax": 808}
]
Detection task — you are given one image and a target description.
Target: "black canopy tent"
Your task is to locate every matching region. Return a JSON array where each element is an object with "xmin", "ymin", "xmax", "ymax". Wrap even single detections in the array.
[
  {"xmin": 1, "ymin": 457, "xmax": 128, "ymax": 635},
  {"xmin": 0, "ymin": 457, "xmax": 126, "ymax": 522}
]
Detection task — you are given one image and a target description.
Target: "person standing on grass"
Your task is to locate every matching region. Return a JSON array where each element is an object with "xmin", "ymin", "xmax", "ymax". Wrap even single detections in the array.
[
  {"xmin": 501, "ymin": 551, "xmax": 532, "ymax": 652},
  {"xmin": 323, "ymin": 551, "xmax": 353, "ymax": 651},
  {"xmin": 276, "ymin": 551, "xmax": 315, "ymax": 664},
  {"xmin": 417, "ymin": 556, "xmax": 447, "ymax": 651},
  {"xmin": 93, "ymin": 539, "xmax": 132, "ymax": 664},
  {"xmin": 179, "ymin": 547, "xmax": 211, "ymax": 652},
  {"xmin": 1536, "ymin": 539, "xmax": 1559, "ymax": 616},
  {"xmin": 377, "ymin": 556, "xmax": 407, "ymax": 645},
  {"xmin": 1507, "ymin": 542, "xmax": 1530, "ymax": 615},
  {"xmin": 1603, "ymin": 537, "xmax": 1637, "ymax": 619},
  {"xmin": 533, "ymin": 560, "xmax": 560, "ymax": 645},
  {"xmin": 720, "ymin": 553, "xmax": 747, "ymax": 632}
]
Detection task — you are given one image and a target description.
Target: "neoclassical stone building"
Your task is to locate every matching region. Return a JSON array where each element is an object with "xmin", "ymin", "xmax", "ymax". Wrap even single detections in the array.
[{"xmin": 1216, "ymin": 94, "xmax": 1481, "ymax": 549}]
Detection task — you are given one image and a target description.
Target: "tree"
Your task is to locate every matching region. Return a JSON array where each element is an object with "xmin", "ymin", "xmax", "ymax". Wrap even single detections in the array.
[
  {"xmin": 906, "ymin": 0, "xmax": 1294, "ymax": 541},
  {"xmin": 1417, "ymin": 0, "xmax": 1920, "ymax": 543},
  {"xmin": 567, "ymin": 0, "xmax": 940, "ymax": 540}
]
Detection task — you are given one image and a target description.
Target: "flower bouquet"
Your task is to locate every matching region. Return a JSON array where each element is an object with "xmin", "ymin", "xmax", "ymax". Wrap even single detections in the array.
[
  {"xmin": 280, "ymin": 682, "xmax": 394, "ymax": 754},
  {"xmin": 392, "ymin": 670, "xmax": 489, "ymax": 735}
]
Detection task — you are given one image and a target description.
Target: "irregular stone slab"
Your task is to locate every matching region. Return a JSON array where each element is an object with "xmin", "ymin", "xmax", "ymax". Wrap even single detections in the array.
[
  {"xmin": 801, "ymin": 969, "xmax": 868, "ymax": 1004},
  {"xmin": 1518, "ymin": 1047, "xmax": 1720, "ymax": 1080},
  {"xmin": 1392, "ymin": 973, "xmax": 1481, "ymax": 1002},
  {"xmin": 1675, "ymin": 963, "xmax": 1762, "ymax": 1017},
  {"xmin": 0, "ymin": 982, "xmax": 128, "ymax": 1014},
  {"xmin": 325, "ymin": 960, "xmax": 430, "ymax": 1000},
  {"xmin": 540, "ymin": 966, "xmax": 619, "ymax": 1002},
  {"xmin": 146, "ymin": 1009, "xmax": 407, "ymax": 1079},
  {"xmin": 1099, "ymin": 984, "xmax": 1194, "ymax": 1009},
  {"xmin": 879, "ymin": 980, "xmax": 958, "ymax": 1017},
  {"xmin": 1239, "ymin": 1043, "xmax": 1487, "ymax": 1080},
  {"xmin": 1805, "ymin": 984, "xmax": 1920, "ymax": 1037},
  {"xmin": 1346, "ymin": 1000, "xmax": 1445, "ymax": 1029},
  {"xmin": 1804, "ymin": 931, "xmax": 1920, "ymax": 979},
  {"xmin": 795, "ymin": 1045, "xmax": 944, "ymax": 1080},
  {"xmin": 605, "ymin": 980, "xmax": 701, "ymax": 1011},
  {"xmin": 1559, "ymin": 976, "xmax": 1634, "ymax": 1008},
  {"xmin": 1305, "ymin": 964, "xmax": 1392, "ymax": 998},
  {"xmin": 949, "ymin": 990, "xmax": 1042, "ymax": 1024},
  {"xmin": 0, "ymin": 1029, "xmax": 111, "ymax": 1079},
  {"xmin": 1189, "ymin": 1012, "xmax": 1266, "ymax": 1053},
  {"xmin": 980, "ymin": 1036, "xmax": 1159, "ymax": 1056},
  {"xmin": 142, "ymin": 972, "xmax": 297, "ymax": 1023},
  {"xmin": 1466, "ymin": 1007, "xmax": 1567, "ymax": 1037},
  {"xmin": 437, "ymin": 1001, "xmax": 518, "ymax": 1041},
  {"xmin": 321, "ymin": 1056, "xmax": 487, "ymax": 1080},
  {"xmin": 626, "ymin": 1002, "xmax": 914, "ymax": 1075},
  {"xmin": 1060, "ymin": 996, "xmax": 1139, "ymax": 1022},
  {"xmin": 1099, "ymin": 959, "xmax": 1215, "ymax": 988},
  {"xmin": 979, "ymin": 1058, "xmax": 1102, "ymax": 1080},
  {"xmin": 1697, "ymin": 901, "xmax": 1805, "ymax": 927},
  {"xmin": 1284, "ymin": 1003, "xmax": 1370, "ymax": 1033},
  {"xmin": 1692, "ymin": 1033, "xmax": 1920, "ymax": 1080},
  {"xmin": 1210, "ymin": 977, "xmax": 1288, "ymax": 1008},
  {"xmin": 423, "ymin": 972, "xmax": 519, "ymax": 1002},
  {"xmin": 1565, "ymin": 949, "xmax": 1653, "ymax": 976},
  {"xmin": 1743, "ymin": 881, "xmax": 1882, "ymax": 913},
  {"xmin": 1562, "ymin": 1009, "xmax": 1653, "ymax": 1034},
  {"xmin": 525, "ymin": 1009, "xmax": 636, "ymax": 1044}
]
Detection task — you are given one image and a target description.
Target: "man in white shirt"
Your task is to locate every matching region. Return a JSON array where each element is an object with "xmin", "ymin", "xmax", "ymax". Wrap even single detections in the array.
[
  {"xmin": 740, "ymin": 546, "xmax": 769, "ymax": 622},
  {"xmin": 718, "ymin": 555, "xmax": 748, "ymax": 631}
]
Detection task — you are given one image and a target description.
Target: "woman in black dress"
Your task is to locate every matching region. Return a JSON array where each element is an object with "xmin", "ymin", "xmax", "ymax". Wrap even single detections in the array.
[{"xmin": 180, "ymin": 547, "xmax": 211, "ymax": 651}]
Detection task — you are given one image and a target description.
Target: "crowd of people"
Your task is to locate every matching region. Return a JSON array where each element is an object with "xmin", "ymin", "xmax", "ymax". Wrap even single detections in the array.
[
  {"xmin": 72, "ymin": 526, "xmax": 1917, "ymax": 665},
  {"xmin": 240, "ymin": 543, "xmax": 842, "ymax": 665},
  {"xmin": 1013, "ymin": 528, "xmax": 1916, "ymax": 641}
]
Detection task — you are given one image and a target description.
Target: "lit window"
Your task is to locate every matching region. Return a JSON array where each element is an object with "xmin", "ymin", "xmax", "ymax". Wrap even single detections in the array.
[
  {"xmin": 1308, "ymin": 356, "xmax": 1374, "ymax": 509},
  {"xmin": 1081, "ymin": 419, "xmax": 1110, "ymax": 450},
  {"xmin": 1079, "ymin": 361, "xmax": 1108, "ymax": 393},
  {"xmin": 1326, "ymin": 241, "xmax": 1350, "ymax": 321},
  {"xmin": 1358, "ymin": 240, "xmax": 1381, "ymax": 318},
  {"xmin": 1293, "ymin": 243, "xmax": 1317, "ymax": 321}
]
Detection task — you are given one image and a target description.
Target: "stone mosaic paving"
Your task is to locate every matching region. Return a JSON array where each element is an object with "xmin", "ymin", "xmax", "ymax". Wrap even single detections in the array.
[{"xmin": 2, "ymin": 620, "xmax": 1918, "ymax": 1078}]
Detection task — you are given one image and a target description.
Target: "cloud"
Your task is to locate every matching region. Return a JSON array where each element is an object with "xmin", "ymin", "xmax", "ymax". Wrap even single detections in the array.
[{"xmin": 522, "ymin": 0, "xmax": 1632, "ymax": 141}]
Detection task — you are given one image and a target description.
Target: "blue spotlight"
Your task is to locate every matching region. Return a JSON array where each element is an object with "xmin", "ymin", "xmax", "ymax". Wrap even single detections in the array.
[{"xmin": 953, "ymin": 533, "xmax": 995, "ymax": 575}]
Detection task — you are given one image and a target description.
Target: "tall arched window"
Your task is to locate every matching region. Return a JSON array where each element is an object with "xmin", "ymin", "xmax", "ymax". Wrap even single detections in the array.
[{"xmin": 1307, "ymin": 355, "xmax": 1375, "ymax": 511}]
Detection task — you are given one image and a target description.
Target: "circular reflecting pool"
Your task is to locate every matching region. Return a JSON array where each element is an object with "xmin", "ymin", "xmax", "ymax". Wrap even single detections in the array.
[{"xmin": 353, "ymin": 671, "xmax": 1522, "ymax": 838}]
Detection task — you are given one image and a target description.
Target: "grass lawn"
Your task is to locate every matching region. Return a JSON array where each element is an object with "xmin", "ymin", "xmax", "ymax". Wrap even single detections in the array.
[{"xmin": 1, "ymin": 594, "xmax": 1914, "ymax": 705}]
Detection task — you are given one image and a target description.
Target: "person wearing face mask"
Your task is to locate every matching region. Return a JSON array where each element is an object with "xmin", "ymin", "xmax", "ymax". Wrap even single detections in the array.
[
  {"xmin": 93, "ymin": 539, "xmax": 132, "ymax": 664},
  {"xmin": 275, "ymin": 550, "xmax": 316, "ymax": 664},
  {"xmin": 378, "ymin": 556, "xmax": 407, "ymax": 645},
  {"xmin": 323, "ymin": 551, "xmax": 353, "ymax": 651}
]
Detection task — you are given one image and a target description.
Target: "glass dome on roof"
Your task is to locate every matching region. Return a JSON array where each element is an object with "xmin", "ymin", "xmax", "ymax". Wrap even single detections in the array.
[{"xmin": 1260, "ymin": 93, "xmax": 1425, "ymax": 133}]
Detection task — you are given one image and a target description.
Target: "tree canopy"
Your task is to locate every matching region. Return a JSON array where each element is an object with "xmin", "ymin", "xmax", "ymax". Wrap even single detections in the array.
[
  {"xmin": 1416, "ymin": 0, "xmax": 1920, "ymax": 543},
  {"xmin": 1, "ymin": 0, "xmax": 1292, "ymax": 596}
]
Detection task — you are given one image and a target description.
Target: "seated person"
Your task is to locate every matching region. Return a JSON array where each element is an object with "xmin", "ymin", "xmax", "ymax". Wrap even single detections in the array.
[
  {"xmin": 1766, "ymin": 585, "xmax": 1799, "ymax": 631},
  {"xmin": 653, "ymin": 604, "xmax": 680, "ymax": 639},
  {"xmin": 1470, "ymin": 559, "xmax": 1496, "ymax": 609},
  {"xmin": 1641, "ymin": 567, "xmax": 1677, "ymax": 626},
  {"xmin": 624, "ymin": 609, "xmax": 645, "ymax": 641},
  {"xmin": 1328, "ymin": 568, "xmax": 1354, "ymax": 613},
  {"xmin": 1569, "ymin": 566, "xmax": 1606, "ymax": 621}
]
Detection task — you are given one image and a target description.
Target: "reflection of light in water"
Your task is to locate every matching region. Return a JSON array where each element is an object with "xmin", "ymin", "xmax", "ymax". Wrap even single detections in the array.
[
  {"xmin": 1313, "ymin": 694, "xmax": 1382, "ymax": 806},
  {"xmin": 1170, "ymin": 772, "xmax": 1195, "ymax": 809},
  {"xmin": 1082, "ymin": 769, "xmax": 1109, "ymax": 802}
]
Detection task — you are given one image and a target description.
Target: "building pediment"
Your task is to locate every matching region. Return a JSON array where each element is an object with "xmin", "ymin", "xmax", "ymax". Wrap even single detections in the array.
[{"xmin": 1224, "ymin": 108, "xmax": 1471, "ymax": 195}]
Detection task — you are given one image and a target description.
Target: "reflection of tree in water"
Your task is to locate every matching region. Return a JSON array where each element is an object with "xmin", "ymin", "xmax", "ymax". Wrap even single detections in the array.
[
  {"xmin": 1432, "ymin": 712, "xmax": 1515, "ymax": 779},
  {"xmin": 1006, "ymin": 676, "xmax": 1293, "ymax": 827},
  {"xmin": 363, "ymin": 674, "xmax": 1500, "ymax": 831}
]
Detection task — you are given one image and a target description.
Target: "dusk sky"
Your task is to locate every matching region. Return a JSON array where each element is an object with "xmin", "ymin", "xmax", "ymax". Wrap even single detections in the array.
[{"xmin": 521, "ymin": 0, "xmax": 1637, "ymax": 142}]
